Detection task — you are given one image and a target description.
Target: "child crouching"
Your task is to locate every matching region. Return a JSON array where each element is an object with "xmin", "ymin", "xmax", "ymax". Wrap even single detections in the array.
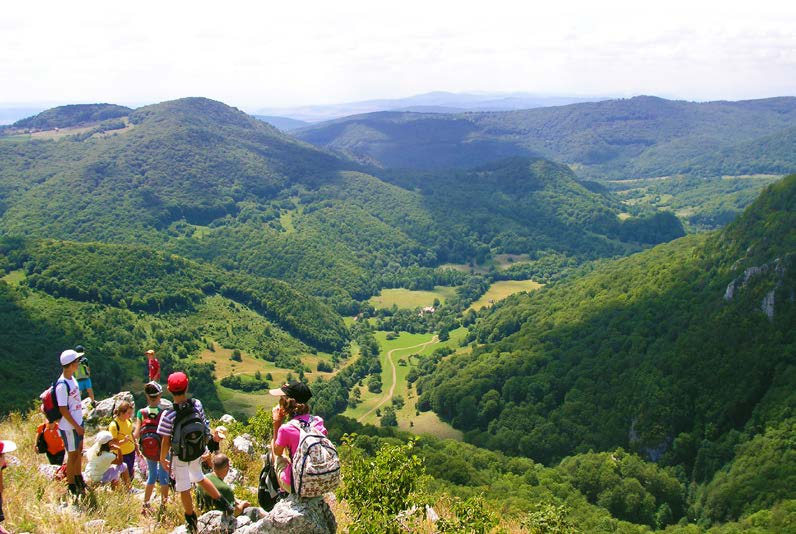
[{"xmin": 83, "ymin": 431, "xmax": 130, "ymax": 489}]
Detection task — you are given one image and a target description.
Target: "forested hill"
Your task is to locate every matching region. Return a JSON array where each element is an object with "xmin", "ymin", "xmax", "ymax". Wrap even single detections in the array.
[
  {"xmin": 417, "ymin": 174, "xmax": 795, "ymax": 514},
  {"xmin": 294, "ymin": 96, "xmax": 796, "ymax": 179},
  {"xmin": 7, "ymin": 103, "xmax": 132, "ymax": 131},
  {"xmin": 0, "ymin": 98, "xmax": 680, "ymax": 310}
]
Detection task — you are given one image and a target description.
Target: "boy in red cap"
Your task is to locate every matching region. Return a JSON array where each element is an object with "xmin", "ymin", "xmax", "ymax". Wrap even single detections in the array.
[{"xmin": 157, "ymin": 372, "xmax": 232, "ymax": 533}]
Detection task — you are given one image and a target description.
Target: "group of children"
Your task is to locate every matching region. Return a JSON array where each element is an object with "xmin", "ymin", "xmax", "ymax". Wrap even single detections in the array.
[{"xmin": 0, "ymin": 343, "xmax": 333, "ymax": 533}]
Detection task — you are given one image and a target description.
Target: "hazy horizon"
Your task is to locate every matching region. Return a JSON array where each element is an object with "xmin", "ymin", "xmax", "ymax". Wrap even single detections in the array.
[{"xmin": 2, "ymin": 0, "xmax": 795, "ymax": 112}]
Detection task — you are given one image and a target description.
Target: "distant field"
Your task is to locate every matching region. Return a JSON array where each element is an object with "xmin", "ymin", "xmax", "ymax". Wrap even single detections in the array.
[
  {"xmin": 344, "ymin": 329, "xmax": 465, "ymax": 440},
  {"xmin": 1, "ymin": 270, "xmax": 25, "ymax": 286},
  {"xmin": 469, "ymin": 279, "xmax": 543, "ymax": 311},
  {"xmin": 369, "ymin": 286, "xmax": 457, "ymax": 309},
  {"xmin": 440, "ymin": 254, "xmax": 533, "ymax": 274}
]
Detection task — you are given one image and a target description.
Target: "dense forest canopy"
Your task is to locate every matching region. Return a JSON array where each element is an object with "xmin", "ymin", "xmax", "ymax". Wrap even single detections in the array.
[{"xmin": 417, "ymin": 175, "xmax": 795, "ymax": 486}]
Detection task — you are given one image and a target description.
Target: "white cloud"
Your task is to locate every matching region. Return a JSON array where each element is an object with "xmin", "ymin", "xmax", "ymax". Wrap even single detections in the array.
[{"xmin": 1, "ymin": 0, "xmax": 794, "ymax": 108}]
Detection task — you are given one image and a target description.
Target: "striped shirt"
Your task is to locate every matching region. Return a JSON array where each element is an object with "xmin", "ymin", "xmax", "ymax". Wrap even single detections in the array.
[{"xmin": 156, "ymin": 398, "xmax": 208, "ymax": 437}]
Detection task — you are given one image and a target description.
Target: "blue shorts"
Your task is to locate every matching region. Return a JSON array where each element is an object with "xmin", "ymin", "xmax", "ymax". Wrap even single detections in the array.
[
  {"xmin": 78, "ymin": 378, "xmax": 92, "ymax": 391},
  {"xmin": 146, "ymin": 458, "xmax": 170, "ymax": 486},
  {"xmin": 59, "ymin": 428, "xmax": 84, "ymax": 452}
]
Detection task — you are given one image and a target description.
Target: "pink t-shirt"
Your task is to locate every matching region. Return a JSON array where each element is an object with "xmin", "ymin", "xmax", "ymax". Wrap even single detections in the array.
[{"xmin": 275, "ymin": 414, "xmax": 327, "ymax": 489}]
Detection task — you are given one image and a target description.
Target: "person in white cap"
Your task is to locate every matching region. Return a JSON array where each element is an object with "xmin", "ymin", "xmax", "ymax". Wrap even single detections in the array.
[
  {"xmin": 0, "ymin": 439, "xmax": 17, "ymax": 534},
  {"xmin": 56, "ymin": 349, "xmax": 86, "ymax": 497},
  {"xmin": 83, "ymin": 431, "xmax": 129, "ymax": 489}
]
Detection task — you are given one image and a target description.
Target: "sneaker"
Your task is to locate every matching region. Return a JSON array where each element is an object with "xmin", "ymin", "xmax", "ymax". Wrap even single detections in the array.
[
  {"xmin": 185, "ymin": 512, "xmax": 198, "ymax": 533},
  {"xmin": 141, "ymin": 502, "xmax": 152, "ymax": 516}
]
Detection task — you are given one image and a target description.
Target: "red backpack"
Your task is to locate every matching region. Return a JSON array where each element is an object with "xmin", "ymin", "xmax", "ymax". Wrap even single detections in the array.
[
  {"xmin": 138, "ymin": 407, "xmax": 163, "ymax": 460},
  {"xmin": 40, "ymin": 379, "xmax": 70, "ymax": 423}
]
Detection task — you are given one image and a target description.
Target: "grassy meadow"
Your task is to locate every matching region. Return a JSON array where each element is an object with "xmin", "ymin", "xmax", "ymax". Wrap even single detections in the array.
[
  {"xmin": 468, "ymin": 279, "xmax": 543, "ymax": 311},
  {"xmin": 343, "ymin": 329, "xmax": 465, "ymax": 440},
  {"xmin": 368, "ymin": 286, "xmax": 457, "ymax": 309}
]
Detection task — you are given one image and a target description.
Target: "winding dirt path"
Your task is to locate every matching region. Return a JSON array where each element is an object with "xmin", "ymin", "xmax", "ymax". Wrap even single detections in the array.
[{"xmin": 357, "ymin": 336, "xmax": 439, "ymax": 423}]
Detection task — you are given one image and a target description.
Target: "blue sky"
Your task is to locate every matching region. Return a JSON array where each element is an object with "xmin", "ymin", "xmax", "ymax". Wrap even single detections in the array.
[{"xmin": 2, "ymin": 0, "xmax": 794, "ymax": 110}]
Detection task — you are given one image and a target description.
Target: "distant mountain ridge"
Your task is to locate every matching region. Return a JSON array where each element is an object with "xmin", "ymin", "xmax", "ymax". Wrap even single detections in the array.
[
  {"xmin": 294, "ymin": 95, "xmax": 796, "ymax": 179},
  {"xmin": 10, "ymin": 103, "xmax": 132, "ymax": 130},
  {"xmin": 255, "ymin": 91, "xmax": 609, "ymax": 122}
]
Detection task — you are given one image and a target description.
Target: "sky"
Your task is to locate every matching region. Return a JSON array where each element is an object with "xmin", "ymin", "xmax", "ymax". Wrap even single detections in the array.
[{"xmin": 1, "ymin": 0, "xmax": 795, "ymax": 111}]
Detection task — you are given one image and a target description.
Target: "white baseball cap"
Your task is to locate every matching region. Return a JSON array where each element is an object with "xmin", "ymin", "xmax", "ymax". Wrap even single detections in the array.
[{"xmin": 60, "ymin": 349, "xmax": 80, "ymax": 366}]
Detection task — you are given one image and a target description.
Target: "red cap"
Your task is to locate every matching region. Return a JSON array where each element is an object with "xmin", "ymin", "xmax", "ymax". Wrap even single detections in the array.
[{"xmin": 167, "ymin": 371, "xmax": 189, "ymax": 393}]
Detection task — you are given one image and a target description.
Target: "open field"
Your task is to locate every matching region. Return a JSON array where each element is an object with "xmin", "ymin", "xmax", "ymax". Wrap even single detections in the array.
[
  {"xmin": 1, "ymin": 269, "xmax": 26, "ymax": 286},
  {"xmin": 368, "ymin": 286, "xmax": 457, "ymax": 309},
  {"xmin": 440, "ymin": 254, "xmax": 533, "ymax": 274},
  {"xmin": 469, "ymin": 279, "xmax": 543, "ymax": 311},
  {"xmin": 343, "ymin": 329, "xmax": 465, "ymax": 440}
]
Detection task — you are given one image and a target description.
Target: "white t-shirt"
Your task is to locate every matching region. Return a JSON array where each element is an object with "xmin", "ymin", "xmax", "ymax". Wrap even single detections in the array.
[
  {"xmin": 55, "ymin": 374, "xmax": 82, "ymax": 430},
  {"xmin": 84, "ymin": 450, "xmax": 116, "ymax": 483}
]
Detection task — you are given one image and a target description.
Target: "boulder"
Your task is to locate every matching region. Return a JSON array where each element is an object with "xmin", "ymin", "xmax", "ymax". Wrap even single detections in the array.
[
  {"xmin": 169, "ymin": 511, "xmax": 236, "ymax": 534},
  {"xmin": 236, "ymin": 495, "xmax": 337, "ymax": 534},
  {"xmin": 37, "ymin": 463, "xmax": 61, "ymax": 479},
  {"xmin": 233, "ymin": 434, "xmax": 255, "ymax": 455},
  {"xmin": 220, "ymin": 414, "xmax": 237, "ymax": 425},
  {"xmin": 225, "ymin": 465, "xmax": 244, "ymax": 486},
  {"xmin": 85, "ymin": 392, "xmax": 135, "ymax": 423}
]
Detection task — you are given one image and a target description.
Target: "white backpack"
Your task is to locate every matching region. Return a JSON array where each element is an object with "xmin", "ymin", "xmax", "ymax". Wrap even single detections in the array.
[{"xmin": 289, "ymin": 416, "xmax": 341, "ymax": 497}]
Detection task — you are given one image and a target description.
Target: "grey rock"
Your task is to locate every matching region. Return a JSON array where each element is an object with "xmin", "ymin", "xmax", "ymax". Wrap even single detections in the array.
[
  {"xmin": 220, "ymin": 414, "xmax": 237, "ymax": 424},
  {"xmin": 37, "ymin": 463, "xmax": 61, "ymax": 479},
  {"xmin": 233, "ymin": 434, "xmax": 255, "ymax": 455},
  {"xmin": 170, "ymin": 511, "xmax": 235, "ymax": 533},
  {"xmin": 225, "ymin": 466, "xmax": 244, "ymax": 486},
  {"xmin": 236, "ymin": 494, "xmax": 336, "ymax": 533},
  {"xmin": 762, "ymin": 290, "xmax": 776, "ymax": 319},
  {"xmin": 85, "ymin": 392, "xmax": 135, "ymax": 422}
]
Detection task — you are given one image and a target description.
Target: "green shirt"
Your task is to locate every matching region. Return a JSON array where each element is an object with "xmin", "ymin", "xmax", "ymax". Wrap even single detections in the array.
[
  {"xmin": 74, "ymin": 361, "xmax": 90, "ymax": 380},
  {"xmin": 196, "ymin": 473, "xmax": 234, "ymax": 511}
]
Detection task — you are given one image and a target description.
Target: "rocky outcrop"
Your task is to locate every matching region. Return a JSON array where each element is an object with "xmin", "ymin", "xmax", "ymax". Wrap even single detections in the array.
[
  {"xmin": 724, "ymin": 257, "xmax": 789, "ymax": 320},
  {"xmin": 233, "ymin": 434, "xmax": 256, "ymax": 455},
  {"xmin": 236, "ymin": 495, "xmax": 337, "ymax": 534}
]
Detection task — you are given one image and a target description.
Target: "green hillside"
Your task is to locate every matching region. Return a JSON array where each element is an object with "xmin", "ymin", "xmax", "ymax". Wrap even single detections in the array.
[
  {"xmin": 0, "ymin": 237, "xmax": 349, "ymax": 414},
  {"xmin": 9, "ymin": 103, "xmax": 132, "ymax": 130},
  {"xmin": 0, "ymin": 99, "xmax": 676, "ymax": 311},
  {"xmin": 417, "ymin": 175, "xmax": 796, "ymax": 523},
  {"xmin": 295, "ymin": 96, "xmax": 796, "ymax": 180}
]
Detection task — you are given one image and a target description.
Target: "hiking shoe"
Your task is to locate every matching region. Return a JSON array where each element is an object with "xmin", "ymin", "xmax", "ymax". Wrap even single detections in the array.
[
  {"xmin": 185, "ymin": 512, "xmax": 198, "ymax": 533},
  {"xmin": 215, "ymin": 496, "xmax": 235, "ymax": 516},
  {"xmin": 141, "ymin": 502, "xmax": 152, "ymax": 516}
]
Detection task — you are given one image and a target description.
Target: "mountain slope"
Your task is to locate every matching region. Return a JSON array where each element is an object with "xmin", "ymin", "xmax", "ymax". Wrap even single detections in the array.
[
  {"xmin": 295, "ymin": 96, "xmax": 796, "ymax": 179},
  {"xmin": 0, "ymin": 98, "xmax": 677, "ymax": 309},
  {"xmin": 417, "ymin": 175, "xmax": 795, "ymax": 486}
]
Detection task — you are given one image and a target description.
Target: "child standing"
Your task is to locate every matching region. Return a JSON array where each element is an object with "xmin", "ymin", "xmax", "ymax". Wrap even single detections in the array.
[
  {"xmin": 56, "ymin": 349, "xmax": 86, "ymax": 497},
  {"xmin": 146, "ymin": 349, "xmax": 160, "ymax": 382},
  {"xmin": 0, "ymin": 439, "xmax": 17, "ymax": 534},
  {"xmin": 73, "ymin": 345, "xmax": 95, "ymax": 405},
  {"xmin": 109, "ymin": 401, "xmax": 137, "ymax": 483},
  {"xmin": 157, "ymin": 372, "xmax": 233, "ymax": 533},
  {"xmin": 134, "ymin": 381, "xmax": 170, "ymax": 515}
]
